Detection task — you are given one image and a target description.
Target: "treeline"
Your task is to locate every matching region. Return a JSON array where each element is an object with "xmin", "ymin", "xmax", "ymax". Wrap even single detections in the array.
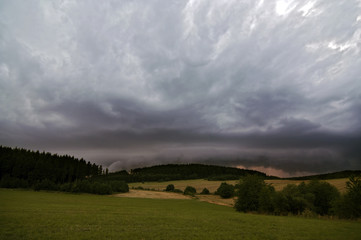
[
  {"xmin": 287, "ymin": 170, "xmax": 361, "ymax": 180},
  {"xmin": 96, "ymin": 164, "xmax": 272, "ymax": 183},
  {"xmin": 0, "ymin": 146, "xmax": 128, "ymax": 194},
  {"xmin": 233, "ymin": 175, "xmax": 361, "ymax": 219}
]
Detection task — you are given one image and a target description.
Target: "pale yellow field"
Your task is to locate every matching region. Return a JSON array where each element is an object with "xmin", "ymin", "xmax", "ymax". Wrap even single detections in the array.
[
  {"xmin": 129, "ymin": 178, "xmax": 349, "ymax": 193},
  {"xmin": 265, "ymin": 178, "xmax": 349, "ymax": 193},
  {"xmin": 129, "ymin": 179, "xmax": 238, "ymax": 193},
  {"xmin": 126, "ymin": 178, "xmax": 349, "ymax": 207},
  {"xmin": 115, "ymin": 189, "xmax": 235, "ymax": 207},
  {"xmin": 115, "ymin": 189, "xmax": 191, "ymax": 199}
]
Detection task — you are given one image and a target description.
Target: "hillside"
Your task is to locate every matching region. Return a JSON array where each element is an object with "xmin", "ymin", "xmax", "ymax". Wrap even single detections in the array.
[
  {"xmin": 286, "ymin": 170, "xmax": 361, "ymax": 180},
  {"xmin": 98, "ymin": 163, "xmax": 276, "ymax": 182}
]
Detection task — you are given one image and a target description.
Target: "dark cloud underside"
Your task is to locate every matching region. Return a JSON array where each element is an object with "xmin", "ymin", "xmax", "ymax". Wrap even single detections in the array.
[{"xmin": 1, "ymin": 0, "xmax": 360, "ymax": 176}]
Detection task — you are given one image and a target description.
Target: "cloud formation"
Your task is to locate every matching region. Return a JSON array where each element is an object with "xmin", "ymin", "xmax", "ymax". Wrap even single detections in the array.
[{"xmin": 1, "ymin": 0, "xmax": 360, "ymax": 176}]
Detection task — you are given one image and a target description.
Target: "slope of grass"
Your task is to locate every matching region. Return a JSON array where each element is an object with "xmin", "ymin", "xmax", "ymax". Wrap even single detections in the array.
[{"xmin": 1, "ymin": 189, "xmax": 361, "ymax": 240}]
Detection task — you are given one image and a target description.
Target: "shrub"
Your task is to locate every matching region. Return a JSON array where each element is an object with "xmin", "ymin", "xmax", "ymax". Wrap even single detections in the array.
[
  {"xmin": 71, "ymin": 180, "xmax": 92, "ymax": 193},
  {"xmin": 165, "ymin": 184, "xmax": 175, "ymax": 192},
  {"xmin": 233, "ymin": 176, "xmax": 344, "ymax": 217},
  {"xmin": 69, "ymin": 180, "xmax": 115, "ymax": 195},
  {"xmin": 200, "ymin": 188, "xmax": 210, "ymax": 195},
  {"xmin": 280, "ymin": 184, "xmax": 308, "ymax": 215},
  {"xmin": 215, "ymin": 183, "xmax": 234, "ymax": 198},
  {"xmin": 91, "ymin": 182, "xmax": 112, "ymax": 195},
  {"xmin": 60, "ymin": 182, "xmax": 73, "ymax": 192},
  {"xmin": 0, "ymin": 175, "xmax": 29, "ymax": 189},
  {"xmin": 305, "ymin": 180, "xmax": 340, "ymax": 215},
  {"xmin": 109, "ymin": 181, "xmax": 129, "ymax": 193},
  {"xmin": 234, "ymin": 175, "xmax": 266, "ymax": 212},
  {"xmin": 184, "ymin": 186, "xmax": 196, "ymax": 196},
  {"xmin": 173, "ymin": 189, "xmax": 183, "ymax": 194},
  {"xmin": 258, "ymin": 184, "xmax": 276, "ymax": 213},
  {"xmin": 333, "ymin": 176, "xmax": 361, "ymax": 218},
  {"xmin": 273, "ymin": 191, "xmax": 289, "ymax": 215},
  {"xmin": 33, "ymin": 179, "xmax": 58, "ymax": 191}
]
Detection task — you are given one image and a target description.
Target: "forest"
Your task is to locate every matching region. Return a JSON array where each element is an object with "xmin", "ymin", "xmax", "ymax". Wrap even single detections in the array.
[
  {"xmin": 0, "ymin": 146, "xmax": 128, "ymax": 194},
  {"xmin": 287, "ymin": 170, "xmax": 361, "ymax": 180}
]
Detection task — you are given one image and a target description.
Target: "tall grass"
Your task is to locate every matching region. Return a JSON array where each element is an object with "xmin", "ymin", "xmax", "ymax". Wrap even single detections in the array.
[{"xmin": 1, "ymin": 189, "xmax": 360, "ymax": 240}]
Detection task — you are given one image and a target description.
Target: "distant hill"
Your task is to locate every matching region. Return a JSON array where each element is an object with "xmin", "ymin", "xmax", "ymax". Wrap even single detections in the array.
[
  {"xmin": 97, "ymin": 163, "xmax": 278, "ymax": 182},
  {"xmin": 286, "ymin": 170, "xmax": 361, "ymax": 180}
]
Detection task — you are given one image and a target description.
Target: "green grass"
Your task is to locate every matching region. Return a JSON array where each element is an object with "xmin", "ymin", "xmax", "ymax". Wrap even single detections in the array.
[{"xmin": 1, "ymin": 189, "xmax": 360, "ymax": 240}]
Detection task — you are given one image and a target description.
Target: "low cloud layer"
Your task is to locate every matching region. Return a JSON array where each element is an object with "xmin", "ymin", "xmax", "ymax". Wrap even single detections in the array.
[{"xmin": 1, "ymin": 0, "xmax": 360, "ymax": 176}]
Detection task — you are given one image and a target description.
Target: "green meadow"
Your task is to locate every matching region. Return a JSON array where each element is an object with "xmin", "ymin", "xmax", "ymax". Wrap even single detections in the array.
[{"xmin": 1, "ymin": 189, "xmax": 360, "ymax": 240}]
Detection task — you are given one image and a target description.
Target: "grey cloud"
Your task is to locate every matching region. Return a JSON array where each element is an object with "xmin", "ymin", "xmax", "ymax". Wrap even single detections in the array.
[{"xmin": 1, "ymin": 0, "xmax": 360, "ymax": 176}]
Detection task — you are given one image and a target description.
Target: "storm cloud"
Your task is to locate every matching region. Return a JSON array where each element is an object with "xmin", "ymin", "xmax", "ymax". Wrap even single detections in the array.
[{"xmin": 1, "ymin": 0, "xmax": 360, "ymax": 176}]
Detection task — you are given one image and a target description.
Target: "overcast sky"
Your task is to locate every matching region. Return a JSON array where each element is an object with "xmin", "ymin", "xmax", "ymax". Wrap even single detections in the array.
[{"xmin": 1, "ymin": 0, "xmax": 360, "ymax": 177}]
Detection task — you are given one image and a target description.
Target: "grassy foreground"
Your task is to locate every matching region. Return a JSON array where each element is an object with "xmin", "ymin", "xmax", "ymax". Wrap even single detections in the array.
[{"xmin": 1, "ymin": 189, "xmax": 360, "ymax": 240}]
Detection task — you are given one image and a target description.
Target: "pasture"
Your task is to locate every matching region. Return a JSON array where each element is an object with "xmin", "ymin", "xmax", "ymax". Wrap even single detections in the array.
[{"xmin": 1, "ymin": 188, "xmax": 360, "ymax": 240}]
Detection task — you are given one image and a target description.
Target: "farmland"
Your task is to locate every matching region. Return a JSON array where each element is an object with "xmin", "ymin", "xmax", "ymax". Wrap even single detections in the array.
[
  {"xmin": 127, "ymin": 178, "xmax": 349, "ymax": 207},
  {"xmin": 128, "ymin": 178, "xmax": 349, "ymax": 193},
  {"xmin": 1, "ymin": 188, "xmax": 361, "ymax": 240}
]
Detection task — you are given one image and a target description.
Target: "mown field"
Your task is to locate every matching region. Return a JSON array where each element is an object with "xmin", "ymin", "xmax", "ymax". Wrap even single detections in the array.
[
  {"xmin": 1, "ymin": 188, "xmax": 361, "ymax": 240},
  {"xmin": 129, "ymin": 178, "xmax": 349, "ymax": 193}
]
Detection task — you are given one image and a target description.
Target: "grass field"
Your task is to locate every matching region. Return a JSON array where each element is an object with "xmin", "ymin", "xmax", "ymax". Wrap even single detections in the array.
[
  {"xmin": 1, "ymin": 189, "xmax": 361, "ymax": 240},
  {"xmin": 129, "ymin": 178, "xmax": 349, "ymax": 193}
]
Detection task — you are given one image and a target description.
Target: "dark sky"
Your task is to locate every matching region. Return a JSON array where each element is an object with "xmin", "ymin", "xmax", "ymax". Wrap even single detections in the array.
[{"xmin": 1, "ymin": 0, "xmax": 360, "ymax": 177}]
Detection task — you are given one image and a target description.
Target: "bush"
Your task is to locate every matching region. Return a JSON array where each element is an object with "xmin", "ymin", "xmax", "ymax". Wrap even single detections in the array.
[
  {"xmin": 200, "ymin": 188, "xmax": 210, "ymax": 195},
  {"xmin": 70, "ymin": 180, "xmax": 116, "ymax": 195},
  {"xmin": 305, "ymin": 180, "xmax": 340, "ymax": 215},
  {"xmin": 109, "ymin": 181, "xmax": 129, "ymax": 193},
  {"xmin": 215, "ymin": 183, "xmax": 234, "ymax": 198},
  {"xmin": 279, "ymin": 184, "xmax": 308, "ymax": 215},
  {"xmin": 33, "ymin": 179, "xmax": 59, "ymax": 191},
  {"xmin": 234, "ymin": 177, "xmax": 343, "ymax": 217},
  {"xmin": 234, "ymin": 175, "xmax": 267, "ymax": 212},
  {"xmin": 165, "ymin": 184, "xmax": 175, "ymax": 192},
  {"xmin": 71, "ymin": 180, "xmax": 92, "ymax": 193},
  {"xmin": 91, "ymin": 182, "xmax": 112, "ymax": 195},
  {"xmin": 258, "ymin": 184, "xmax": 276, "ymax": 213},
  {"xmin": 0, "ymin": 175, "xmax": 29, "ymax": 189},
  {"xmin": 184, "ymin": 186, "xmax": 196, "ymax": 196},
  {"xmin": 60, "ymin": 182, "xmax": 73, "ymax": 192},
  {"xmin": 173, "ymin": 189, "xmax": 183, "ymax": 194},
  {"xmin": 333, "ymin": 176, "xmax": 361, "ymax": 218}
]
